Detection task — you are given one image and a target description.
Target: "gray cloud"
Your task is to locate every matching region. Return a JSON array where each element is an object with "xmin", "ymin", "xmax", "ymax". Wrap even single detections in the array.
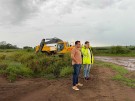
[
  {"xmin": 0, "ymin": 0, "xmax": 124, "ymax": 26},
  {"xmin": 0, "ymin": 0, "xmax": 135, "ymax": 47},
  {"xmin": 0, "ymin": 0, "xmax": 47, "ymax": 25}
]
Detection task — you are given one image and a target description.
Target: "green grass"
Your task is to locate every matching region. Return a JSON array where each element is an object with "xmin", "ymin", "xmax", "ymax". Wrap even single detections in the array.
[
  {"xmin": 112, "ymin": 75, "xmax": 135, "ymax": 87},
  {"xmin": 0, "ymin": 60, "xmax": 33, "ymax": 82},
  {"xmin": 95, "ymin": 61, "xmax": 128, "ymax": 75},
  {"xmin": 95, "ymin": 60, "xmax": 135, "ymax": 88},
  {"xmin": 5, "ymin": 62, "xmax": 33, "ymax": 82},
  {"xmin": 0, "ymin": 54, "xmax": 6, "ymax": 59},
  {"xmin": 60, "ymin": 66, "xmax": 73, "ymax": 77}
]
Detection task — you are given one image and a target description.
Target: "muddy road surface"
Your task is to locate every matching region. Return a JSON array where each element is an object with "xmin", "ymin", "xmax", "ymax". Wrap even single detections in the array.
[{"xmin": 0, "ymin": 65, "xmax": 135, "ymax": 101}]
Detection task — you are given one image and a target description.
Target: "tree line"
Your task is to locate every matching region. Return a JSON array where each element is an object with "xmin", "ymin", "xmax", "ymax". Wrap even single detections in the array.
[{"xmin": 0, "ymin": 41, "xmax": 18, "ymax": 49}]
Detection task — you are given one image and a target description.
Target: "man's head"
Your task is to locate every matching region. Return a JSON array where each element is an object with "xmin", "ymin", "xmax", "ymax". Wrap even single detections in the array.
[
  {"xmin": 85, "ymin": 41, "xmax": 90, "ymax": 48},
  {"xmin": 75, "ymin": 41, "xmax": 81, "ymax": 48}
]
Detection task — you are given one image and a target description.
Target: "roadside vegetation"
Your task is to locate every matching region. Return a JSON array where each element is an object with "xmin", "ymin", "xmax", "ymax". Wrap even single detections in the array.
[
  {"xmin": 0, "ymin": 49, "xmax": 73, "ymax": 82},
  {"xmin": 1, "ymin": 49, "xmax": 135, "ymax": 88},
  {"xmin": 95, "ymin": 60, "xmax": 135, "ymax": 88}
]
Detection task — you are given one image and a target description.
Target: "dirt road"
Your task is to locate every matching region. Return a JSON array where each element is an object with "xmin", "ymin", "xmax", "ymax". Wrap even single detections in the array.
[
  {"xmin": 95, "ymin": 56, "xmax": 135, "ymax": 71},
  {"xmin": 0, "ymin": 65, "xmax": 135, "ymax": 101}
]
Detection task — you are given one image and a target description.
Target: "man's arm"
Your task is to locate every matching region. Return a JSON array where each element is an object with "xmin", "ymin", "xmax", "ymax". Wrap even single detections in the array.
[
  {"xmin": 71, "ymin": 49, "xmax": 79, "ymax": 64},
  {"xmin": 71, "ymin": 54, "xmax": 78, "ymax": 63},
  {"xmin": 81, "ymin": 48, "xmax": 87, "ymax": 56}
]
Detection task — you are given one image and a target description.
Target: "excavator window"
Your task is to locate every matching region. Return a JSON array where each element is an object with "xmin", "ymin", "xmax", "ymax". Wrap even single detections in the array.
[{"xmin": 57, "ymin": 43, "xmax": 64, "ymax": 52}]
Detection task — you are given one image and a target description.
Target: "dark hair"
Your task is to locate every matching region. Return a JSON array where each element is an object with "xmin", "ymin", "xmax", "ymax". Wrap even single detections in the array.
[
  {"xmin": 75, "ymin": 41, "xmax": 80, "ymax": 45},
  {"xmin": 85, "ymin": 41, "xmax": 89, "ymax": 44}
]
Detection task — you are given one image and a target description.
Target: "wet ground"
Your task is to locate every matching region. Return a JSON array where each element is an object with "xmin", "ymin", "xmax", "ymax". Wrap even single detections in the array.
[
  {"xmin": 95, "ymin": 56, "xmax": 135, "ymax": 71},
  {"xmin": 0, "ymin": 65, "xmax": 135, "ymax": 101}
]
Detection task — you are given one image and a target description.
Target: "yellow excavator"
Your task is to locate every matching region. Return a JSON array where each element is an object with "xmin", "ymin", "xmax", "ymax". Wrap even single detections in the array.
[{"xmin": 35, "ymin": 37, "xmax": 74, "ymax": 55}]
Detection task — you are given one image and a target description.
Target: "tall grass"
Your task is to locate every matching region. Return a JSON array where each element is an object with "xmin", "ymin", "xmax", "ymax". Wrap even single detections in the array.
[
  {"xmin": 60, "ymin": 66, "xmax": 73, "ymax": 77},
  {"xmin": 6, "ymin": 62, "xmax": 33, "ymax": 82},
  {"xmin": 0, "ymin": 50, "xmax": 73, "ymax": 82}
]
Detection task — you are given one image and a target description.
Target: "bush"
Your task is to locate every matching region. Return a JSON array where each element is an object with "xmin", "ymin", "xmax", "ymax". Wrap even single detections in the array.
[
  {"xmin": 51, "ymin": 56, "xmax": 72, "ymax": 77},
  {"xmin": 8, "ymin": 52, "xmax": 24, "ymax": 61},
  {"xmin": 51, "ymin": 61, "xmax": 63, "ymax": 77},
  {"xmin": 23, "ymin": 46, "xmax": 33, "ymax": 49},
  {"xmin": 27, "ymin": 56, "xmax": 52, "ymax": 75},
  {"xmin": 0, "ymin": 50, "xmax": 73, "ymax": 81},
  {"xmin": 38, "ymin": 54, "xmax": 72, "ymax": 78},
  {"xmin": 44, "ymin": 66, "xmax": 54, "ymax": 74},
  {"xmin": 110, "ymin": 46, "xmax": 130, "ymax": 54},
  {"xmin": 25, "ymin": 49, "xmax": 34, "ymax": 52},
  {"xmin": 129, "ymin": 47, "xmax": 135, "ymax": 50},
  {"xmin": 38, "ymin": 57, "xmax": 53, "ymax": 68},
  {"xmin": 6, "ymin": 62, "xmax": 33, "ymax": 82},
  {"xmin": 60, "ymin": 66, "xmax": 73, "ymax": 77},
  {"xmin": 0, "ymin": 62, "xmax": 8, "ymax": 76},
  {"xmin": 0, "ymin": 54, "xmax": 6, "ymax": 60},
  {"xmin": 0, "ymin": 62, "xmax": 8, "ymax": 70},
  {"xmin": 19, "ymin": 53, "xmax": 35, "ymax": 63},
  {"xmin": 27, "ymin": 59, "xmax": 43, "ymax": 75}
]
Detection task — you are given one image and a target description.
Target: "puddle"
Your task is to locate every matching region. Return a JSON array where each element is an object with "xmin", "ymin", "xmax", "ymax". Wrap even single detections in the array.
[{"xmin": 95, "ymin": 56, "xmax": 135, "ymax": 71}]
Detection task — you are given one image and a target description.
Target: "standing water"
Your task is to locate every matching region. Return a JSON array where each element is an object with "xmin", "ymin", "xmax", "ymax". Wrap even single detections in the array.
[{"xmin": 95, "ymin": 56, "xmax": 135, "ymax": 71}]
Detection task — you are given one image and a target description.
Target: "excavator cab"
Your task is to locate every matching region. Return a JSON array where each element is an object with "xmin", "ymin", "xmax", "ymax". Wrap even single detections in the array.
[
  {"xmin": 57, "ymin": 42, "xmax": 74, "ymax": 54},
  {"xmin": 57, "ymin": 43, "xmax": 64, "ymax": 52}
]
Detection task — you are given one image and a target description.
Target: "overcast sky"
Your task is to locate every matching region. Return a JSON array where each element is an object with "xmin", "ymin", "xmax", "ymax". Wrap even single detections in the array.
[{"xmin": 0, "ymin": 0, "xmax": 135, "ymax": 48}]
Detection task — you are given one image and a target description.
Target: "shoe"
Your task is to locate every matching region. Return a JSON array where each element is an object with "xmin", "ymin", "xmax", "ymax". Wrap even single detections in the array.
[
  {"xmin": 76, "ymin": 83, "xmax": 83, "ymax": 87},
  {"xmin": 87, "ymin": 77, "xmax": 90, "ymax": 80},
  {"xmin": 72, "ymin": 86, "xmax": 79, "ymax": 91}
]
